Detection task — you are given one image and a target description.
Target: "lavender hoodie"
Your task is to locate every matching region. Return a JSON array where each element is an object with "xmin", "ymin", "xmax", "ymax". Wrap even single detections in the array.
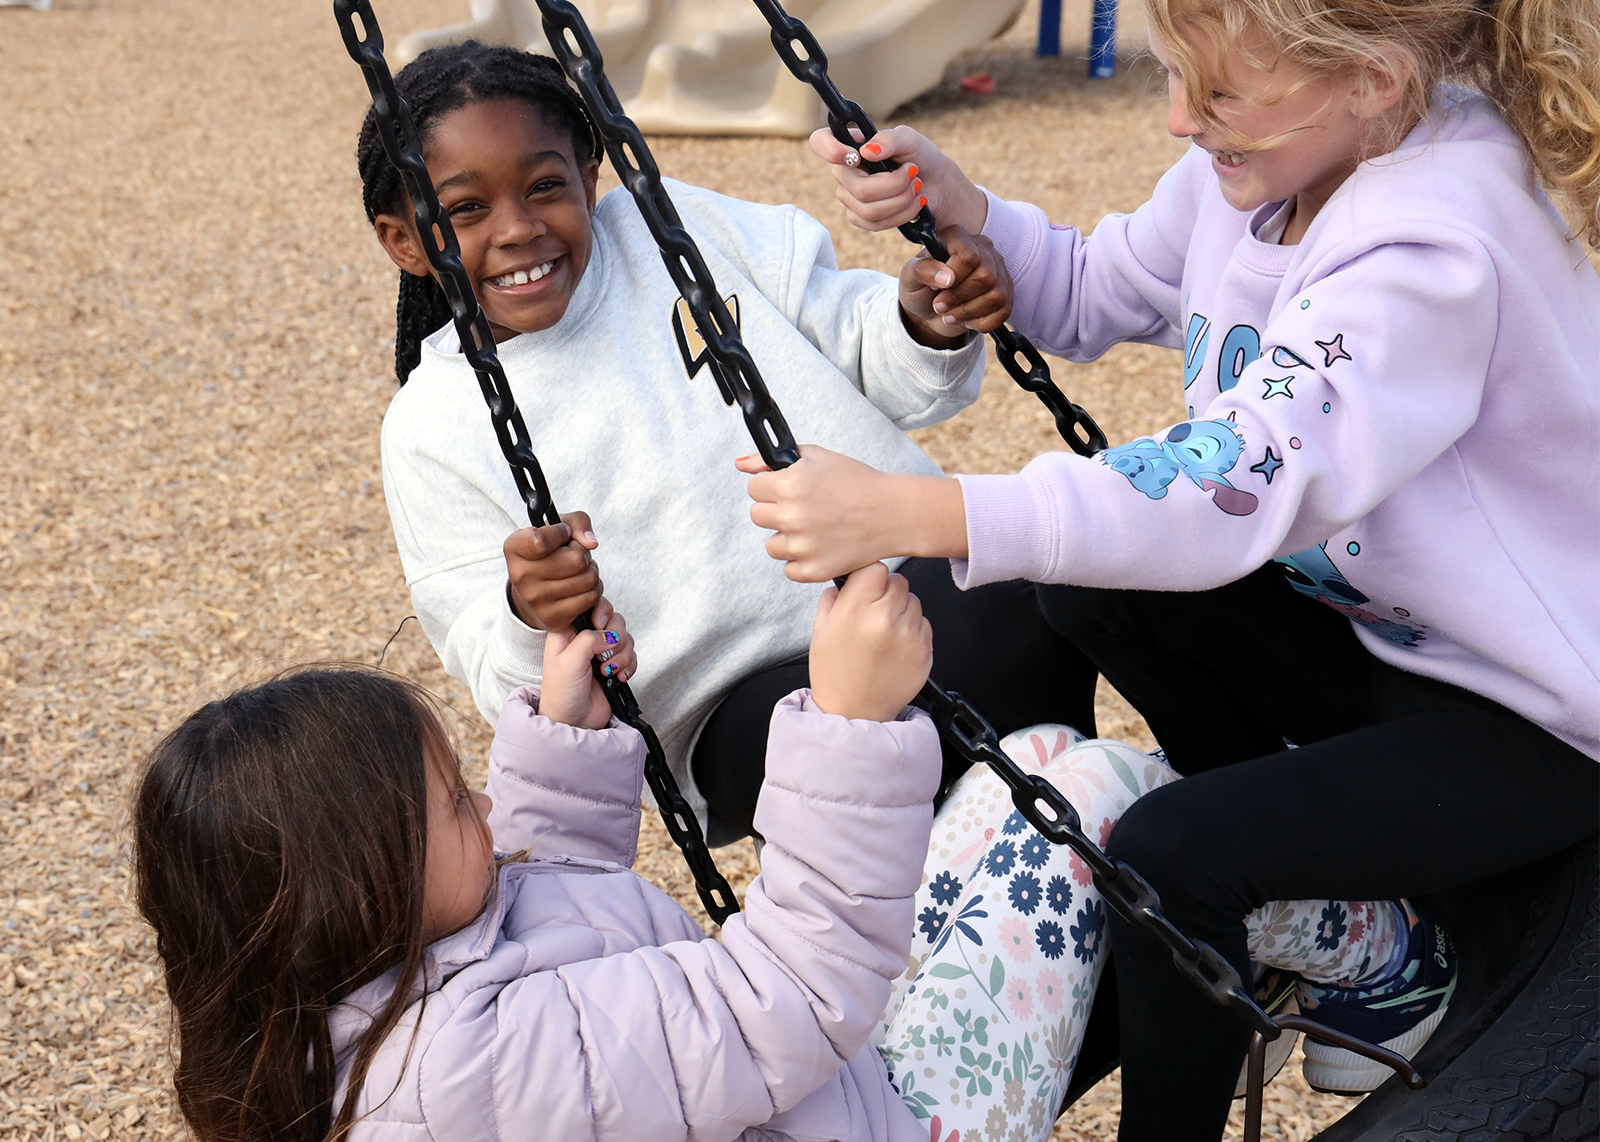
[
  {"xmin": 955, "ymin": 89, "xmax": 1600, "ymax": 761},
  {"xmin": 326, "ymin": 687, "xmax": 938, "ymax": 1142}
]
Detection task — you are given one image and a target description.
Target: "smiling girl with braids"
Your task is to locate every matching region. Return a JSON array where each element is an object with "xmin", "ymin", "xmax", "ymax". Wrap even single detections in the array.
[
  {"xmin": 755, "ymin": 0, "xmax": 1600, "ymax": 1135},
  {"xmin": 357, "ymin": 41, "xmax": 1103, "ymax": 847}
]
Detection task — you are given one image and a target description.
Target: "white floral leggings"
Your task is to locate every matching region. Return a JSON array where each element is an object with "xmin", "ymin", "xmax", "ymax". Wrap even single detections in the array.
[{"xmin": 874, "ymin": 726, "xmax": 1403, "ymax": 1142}]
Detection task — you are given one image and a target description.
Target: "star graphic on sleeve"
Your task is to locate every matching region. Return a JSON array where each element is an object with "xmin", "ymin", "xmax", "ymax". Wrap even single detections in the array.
[
  {"xmin": 1261, "ymin": 375, "xmax": 1294, "ymax": 400},
  {"xmin": 1315, "ymin": 334, "xmax": 1351, "ymax": 367},
  {"xmin": 1250, "ymin": 447, "xmax": 1284, "ymax": 484}
]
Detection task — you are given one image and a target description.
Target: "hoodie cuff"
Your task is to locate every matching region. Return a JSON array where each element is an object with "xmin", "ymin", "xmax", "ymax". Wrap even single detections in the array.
[
  {"xmin": 979, "ymin": 189, "xmax": 1049, "ymax": 288},
  {"xmin": 950, "ymin": 471, "xmax": 1060, "ymax": 589}
]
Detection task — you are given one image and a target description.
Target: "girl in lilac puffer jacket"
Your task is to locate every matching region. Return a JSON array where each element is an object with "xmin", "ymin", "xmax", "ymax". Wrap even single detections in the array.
[{"xmin": 133, "ymin": 566, "xmax": 1177, "ymax": 1142}]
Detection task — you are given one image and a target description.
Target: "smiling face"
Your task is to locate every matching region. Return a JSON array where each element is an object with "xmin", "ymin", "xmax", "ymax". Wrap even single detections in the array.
[
  {"xmin": 1148, "ymin": 25, "xmax": 1406, "ymax": 241},
  {"xmin": 375, "ymin": 98, "xmax": 601, "ymax": 342}
]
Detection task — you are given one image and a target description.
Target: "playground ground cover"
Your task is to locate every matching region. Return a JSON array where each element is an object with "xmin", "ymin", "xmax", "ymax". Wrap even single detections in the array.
[{"xmin": 0, "ymin": 0, "xmax": 1365, "ymax": 1136}]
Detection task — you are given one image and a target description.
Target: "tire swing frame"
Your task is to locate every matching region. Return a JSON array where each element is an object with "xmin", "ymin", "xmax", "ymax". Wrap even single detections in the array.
[{"xmin": 1061, "ymin": 834, "xmax": 1598, "ymax": 1139}]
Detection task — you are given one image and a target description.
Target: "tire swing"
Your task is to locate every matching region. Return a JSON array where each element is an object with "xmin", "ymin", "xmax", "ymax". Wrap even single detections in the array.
[
  {"xmin": 335, "ymin": 4, "xmax": 1597, "ymax": 1138},
  {"xmin": 1059, "ymin": 834, "xmax": 1598, "ymax": 1140}
]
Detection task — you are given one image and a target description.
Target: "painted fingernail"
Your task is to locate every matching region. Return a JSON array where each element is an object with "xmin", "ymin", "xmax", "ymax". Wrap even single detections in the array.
[
  {"xmin": 599, "ymin": 648, "xmax": 615, "ymax": 662},
  {"xmin": 620, "ymin": 667, "xmax": 632, "ymax": 683},
  {"xmin": 603, "ymin": 662, "xmax": 619, "ymax": 677},
  {"xmin": 843, "ymin": 150, "xmax": 860, "ymax": 168},
  {"xmin": 862, "ymin": 142, "xmax": 882, "ymax": 156},
  {"xmin": 912, "ymin": 179, "xmax": 923, "ymax": 196},
  {"xmin": 920, "ymin": 196, "xmax": 929, "ymax": 208},
  {"xmin": 604, "ymin": 630, "xmax": 619, "ymax": 645},
  {"xmin": 906, "ymin": 164, "xmax": 919, "ymax": 180}
]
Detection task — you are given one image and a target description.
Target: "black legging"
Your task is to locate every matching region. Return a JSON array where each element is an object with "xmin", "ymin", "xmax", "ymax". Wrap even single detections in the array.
[
  {"xmin": 691, "ymin": 557, "xmax": 1100, "ymax": 846},
  {"xmin": 1036, "ymin": 566, "xmax": 1599, "ymax": 1141}
]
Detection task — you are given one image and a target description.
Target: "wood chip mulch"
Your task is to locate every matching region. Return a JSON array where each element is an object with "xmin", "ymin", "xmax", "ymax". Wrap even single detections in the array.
[{"xmin": 1, "ymin": 0, "xmax": 1360, "ymax": 1136}]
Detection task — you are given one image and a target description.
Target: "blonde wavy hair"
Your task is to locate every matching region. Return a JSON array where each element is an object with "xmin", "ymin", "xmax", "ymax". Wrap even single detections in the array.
[{"xmin": 1144, "ymin": 0, "xmax": 1600, "ymax": 246}]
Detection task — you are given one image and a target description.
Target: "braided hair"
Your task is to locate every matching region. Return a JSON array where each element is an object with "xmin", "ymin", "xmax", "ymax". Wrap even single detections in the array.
[{"xmin": 356, "ymin": 42, "xmax": 601, "ymax": 384}]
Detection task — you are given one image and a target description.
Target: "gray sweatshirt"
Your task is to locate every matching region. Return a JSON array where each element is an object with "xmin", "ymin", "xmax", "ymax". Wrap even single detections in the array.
[{"xmin": 380, "ymin": 180, "xmax": 984, "ymax": 816}]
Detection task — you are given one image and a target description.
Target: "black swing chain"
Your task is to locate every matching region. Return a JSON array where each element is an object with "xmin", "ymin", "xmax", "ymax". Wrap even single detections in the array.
[
  {"xmin": 527, "ymin": 0, "xmax": 1285, "ymax": 1039},
  {"xmin": 334, "ymin": 0, "xmax": 740, "ymax": 926},
  {"xmin": 750, "ymin": 0, "xmax": 1109, "ymax": 459},
  {"xmin": 337, "ymin": 0, "xmax": 1427, "ymax": 1084},
  {"xmin": 739, "ymin": 1, "xmax": 1432, "ymax": 1100}
]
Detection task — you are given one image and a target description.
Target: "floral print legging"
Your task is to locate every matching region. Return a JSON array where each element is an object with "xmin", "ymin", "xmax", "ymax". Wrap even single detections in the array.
[{"xmin": 874, "ymin": 726, "xmax": 1403, "ymax": 1142}]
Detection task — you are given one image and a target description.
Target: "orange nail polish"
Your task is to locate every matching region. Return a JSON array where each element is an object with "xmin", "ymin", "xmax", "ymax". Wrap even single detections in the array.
[
  {"xmin": 862, "ymin": 142, "xmax": 882, "ymax": 156},
  {"xmin": 906, "ymin": 164, "xmax": 919, "ymax": 180},
  {"xmin": 920, "ymin": 195, "xmax": 929, "ymax": 207},
  {"xmin": 913, "ymin": 179, "xmax": 923, "ymax": 195}
]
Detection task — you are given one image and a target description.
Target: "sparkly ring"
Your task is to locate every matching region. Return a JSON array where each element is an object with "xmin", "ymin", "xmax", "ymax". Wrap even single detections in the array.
[{"xmin": 843, "ymin": 150, "xmax": 860, "ymax": 168}]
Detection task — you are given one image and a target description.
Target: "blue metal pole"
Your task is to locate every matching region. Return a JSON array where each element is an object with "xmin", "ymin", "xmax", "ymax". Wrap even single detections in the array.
[
  {"xmin": 1089, "ymin": 0, "xmax": 1118, "ymax": 77},
  {"xmin": 1038, "ymin": 0, "xmax": 1062, "ymax": 56}
]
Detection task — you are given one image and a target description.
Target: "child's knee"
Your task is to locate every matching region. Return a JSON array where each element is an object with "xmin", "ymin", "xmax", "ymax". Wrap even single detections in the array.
[{"xmin": 1105, "ymin": 785, "xmax": 1210, "ymax": 897}]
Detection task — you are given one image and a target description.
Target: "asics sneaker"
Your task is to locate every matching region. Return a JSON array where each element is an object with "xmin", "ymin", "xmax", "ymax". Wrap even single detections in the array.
[
  {"xmin": 1297, "ymin": 903, "xmax": 1457, "ymax": 1094},
  {"xmin": 1233, "ymin": 967, "xmax": 1301, "ymax": 1099}
]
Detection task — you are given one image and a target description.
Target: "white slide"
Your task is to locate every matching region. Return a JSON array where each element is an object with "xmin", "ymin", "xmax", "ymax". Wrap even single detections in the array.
[{"xmin": 392, "ymin": 0, "xmax": 1027, "ymax": 136}]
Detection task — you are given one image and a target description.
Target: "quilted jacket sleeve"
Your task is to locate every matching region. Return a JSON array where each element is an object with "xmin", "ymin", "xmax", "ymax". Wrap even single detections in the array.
[
  {"xmin": 449, "ymin": 692, "xmax": 942, "ymax": 1142},
  {"xmin": 484, "ymin": 684, "xmax": 648, "ymax": 866}
]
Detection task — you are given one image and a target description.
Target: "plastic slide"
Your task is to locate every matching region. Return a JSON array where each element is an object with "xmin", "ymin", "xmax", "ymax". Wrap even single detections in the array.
[{"xmin": 392, "ymin": 0, "xmax": 1028, "ymax": 136}]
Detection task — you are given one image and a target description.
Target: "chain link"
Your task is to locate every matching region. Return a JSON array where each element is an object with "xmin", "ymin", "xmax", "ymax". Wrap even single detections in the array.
[
  {"xmin": 527, "ymin": 0, "xmax": 1281, "ymax": 1037},
  {"xmin": 750, "ymin": 0, "xmax": 1108, "ymax": 458},
  {"xmin": 337, "ymin": 1, "xmax": 1432, "ymax": 1084},
  {"xmin": 335, "ymin": 0, "xmax": 1426, "ymax": 1104},
  {"xmin": 334, "ymin": 0, "xmax": 740, "ymax": 925},
  {"xmin": 738, "ymin": 4, "xmax": 1440, "ymax": 1085}
]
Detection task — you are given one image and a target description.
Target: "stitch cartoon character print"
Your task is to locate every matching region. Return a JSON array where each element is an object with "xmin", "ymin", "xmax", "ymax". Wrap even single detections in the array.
[
  {"xmin": 1156, "ymin": 311, "xmax": 1430, "ymax": 647},
  {"xmin": 1100, "ymin": 418, "xmax": 1260, "ymax": 516},
  {"xmin": 1277, "ymin": 542, "xmax": 1426, "ymax": 647}
]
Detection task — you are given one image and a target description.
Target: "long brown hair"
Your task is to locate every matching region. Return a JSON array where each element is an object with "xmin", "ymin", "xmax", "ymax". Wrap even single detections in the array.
[
  {"xmin": 1144, "ymin": 0, "xmax": 1600, "ymax": 245},
  {"xmin": 133, "ymin": 666, "xmax": 456, "ymax": 1142}
]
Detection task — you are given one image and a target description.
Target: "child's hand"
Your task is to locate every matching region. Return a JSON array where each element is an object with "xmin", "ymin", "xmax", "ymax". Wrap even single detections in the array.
[
  {"xmin": 504, "ymin": 511, "xmax": 602, "ymax": 630},
  {"xmin": 808, "ymin": 562, "xmax": 932, "ymax": 721},
  {"xmin": 898, "ymin": 224, "xmax": 1013, "ymax": 345},
  {"xmin": 808, "ymin": 125, "xmax": 988, "ymax": 235},
  {"xmin": 737, "ymin": 446, "xmax": 967, "ymax": 582},
  {"xmin": 539, "ymin": 599, "xmax": 635, "ymax": 729}
]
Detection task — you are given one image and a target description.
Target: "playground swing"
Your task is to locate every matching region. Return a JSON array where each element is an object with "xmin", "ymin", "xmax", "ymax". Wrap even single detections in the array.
[
  {"xmin": 335, "ymin": 3, "xmax": 1597, "ymax": 1138},
  {"xmin": 741, "ymin": 5, "xmax": 1599, "ymax": 1136}
]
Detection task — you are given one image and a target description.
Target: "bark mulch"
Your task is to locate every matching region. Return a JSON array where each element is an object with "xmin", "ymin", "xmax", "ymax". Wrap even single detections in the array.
[{"xmin": 0, "ymin": 0, "xmax": 1360, "ymax": 1136}]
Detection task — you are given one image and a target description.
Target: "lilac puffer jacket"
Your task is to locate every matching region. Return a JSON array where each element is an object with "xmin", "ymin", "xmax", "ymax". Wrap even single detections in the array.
[{"xmin": 327, "ymin": 685, "xmax": 940, "ymax": 1142}]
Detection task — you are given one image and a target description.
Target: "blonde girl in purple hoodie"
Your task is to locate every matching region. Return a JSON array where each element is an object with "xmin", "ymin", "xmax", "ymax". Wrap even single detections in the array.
[{"xmin": 745, "ymin": 0, "xmax": 1600, "ymax": 1136}]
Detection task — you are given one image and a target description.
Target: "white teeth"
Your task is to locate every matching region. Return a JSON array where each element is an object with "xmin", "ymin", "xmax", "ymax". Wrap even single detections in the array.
[{"xmin": 489, "ymin": 261, "xmax": 557, "ymax": 288}]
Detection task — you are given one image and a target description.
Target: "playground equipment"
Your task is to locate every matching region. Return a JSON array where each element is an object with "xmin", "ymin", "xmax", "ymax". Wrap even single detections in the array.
[
  {"xmin": 391, "ymin": 0, "xmax": 1027, "ymax": 136},
  {"xmin": 337, "ymin": 2, "xmax": 1597, "ymax": 1135}
]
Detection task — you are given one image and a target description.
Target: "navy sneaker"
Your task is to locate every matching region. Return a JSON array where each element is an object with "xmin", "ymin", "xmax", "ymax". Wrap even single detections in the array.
[
  {"xmin": 1297, "ymin": 903, "xmax": 1457, "ymax": 1094},
  {"xmin": 1233, "ymin": 967, "xmax": 1301, "ymax": 1098}
]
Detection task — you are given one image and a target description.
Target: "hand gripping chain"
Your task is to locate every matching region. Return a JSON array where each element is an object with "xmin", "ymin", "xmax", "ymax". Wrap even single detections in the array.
[
  {"xmin": 750, "ymin": 0, "xmax": 1108, "ymax": 459},
  {"xmin": 338, "ymin": 2, "xmax": 1424, "ymax": 1119},
  {"xmin": 530, "ymin": 0, "xmax": 1304, "ymax": 1047},
  {"xmin": 333, "ymin": 0, "xmax": 740, "ymax": 925}
]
